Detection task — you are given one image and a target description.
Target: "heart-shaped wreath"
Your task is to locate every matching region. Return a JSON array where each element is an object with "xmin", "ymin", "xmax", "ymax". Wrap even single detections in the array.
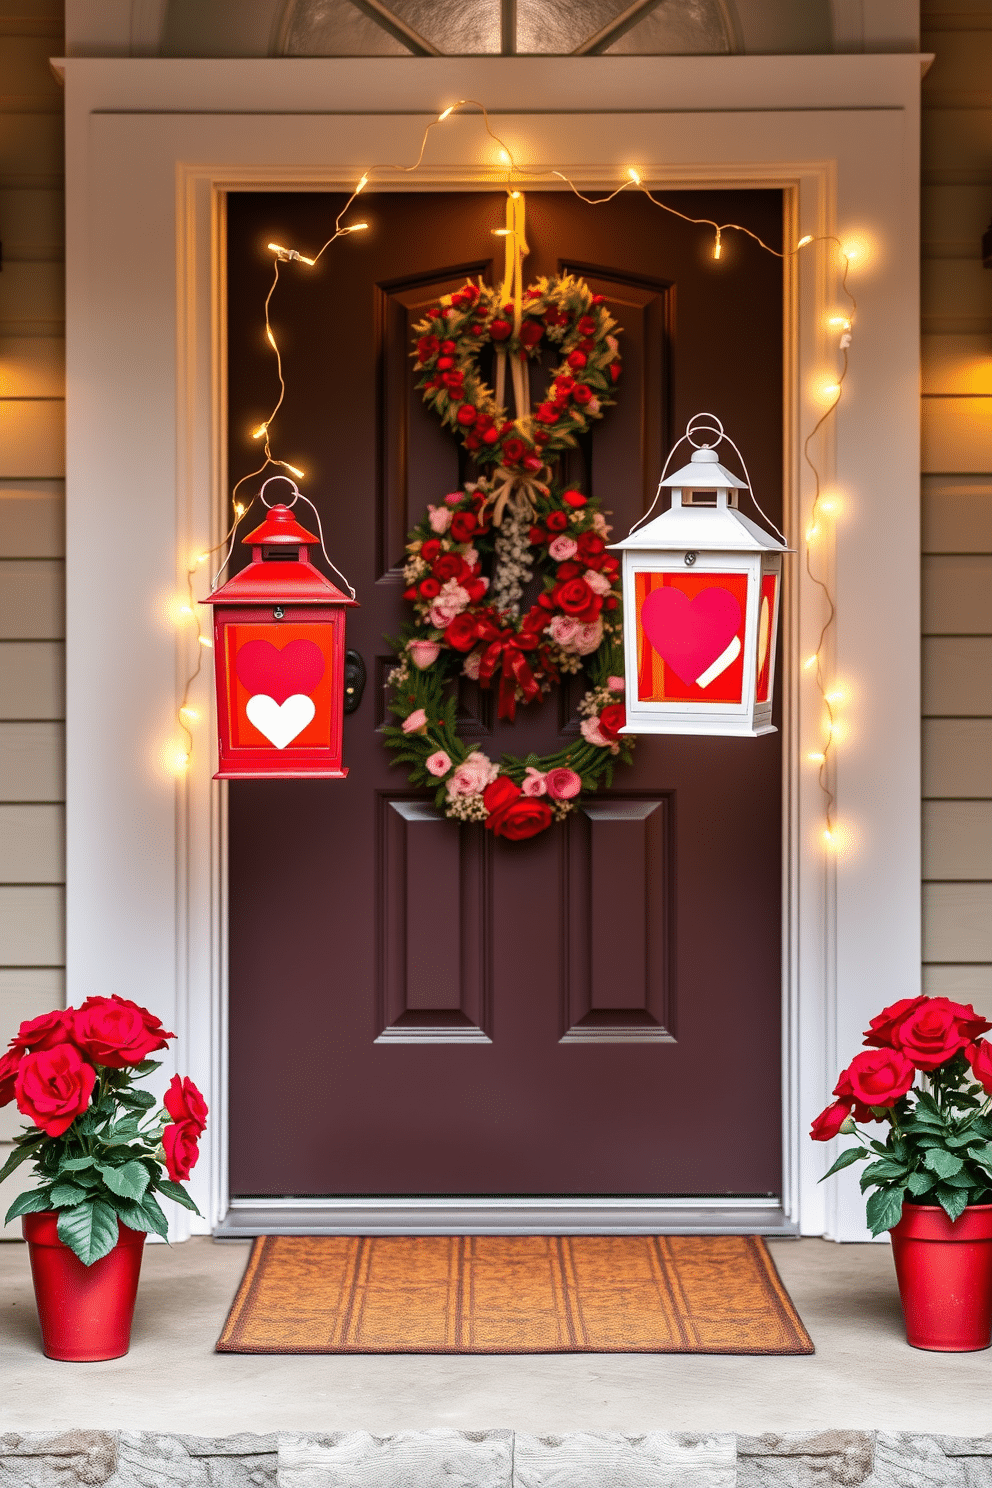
[{"xmin": 383, "ymin": 272, "xmax": 634, "ymax": 842}]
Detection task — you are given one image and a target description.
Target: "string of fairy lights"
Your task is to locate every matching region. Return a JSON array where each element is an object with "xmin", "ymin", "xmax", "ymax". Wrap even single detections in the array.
[{"xmin": 170, "ymin": 98, "xmax": 858, "ymax": 850}]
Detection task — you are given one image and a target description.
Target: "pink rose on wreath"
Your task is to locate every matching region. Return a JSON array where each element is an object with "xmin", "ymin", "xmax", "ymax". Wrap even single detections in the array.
[
  {"xmin": 548, "ymin": 535, "xmax": 579, "ymax": 562},
  {"xmin": 444, "ymin": 491, "xmax": 464, "ymax": 507},
  {"xmin": 607, "ymin": 675, "xmax": 625, "ymax": 693},
  {"xmin": 583, "ymin": 569, "xmax": 611, "ymax": 596},
  {"xmin": 426, "ymin": 751, "xmax": 453, "ymax": 777},
  {"xmin": 581, "ymin": 716, "xmax": 612, "ymax": 748},
  {"xmin": 462, "ymin": 546, "xmax": 479, "ymax": 568},
  {"xmin": 402, "ymin": 708, "xmax": 428, "ymax": 735},
  {"xmin": 462, "ymin": 650, "xmax": 482, "ymax": 680},
  {"xmin": 574, "ymin": 620, "xmax": 603, "ymax": 656},
  {"xmin": 427, "ymin": 504, "xmax": 452, "ymax": 533},
  {"xmin": 521, "ymin": 767, "xmax": 547, "ymax": 797},
  {"xmin": 545, "ymin": 767, "xmax": 582, "ymax": 801},
  {"xmin": 447, "ymin": 751, "xmax": 498, "ymax": 799},
  {"xmin": 592, "ymin": 511, "xmax": 609, "ymax": 535},
  {"xmin": 408, "ymin": 640, "xmax": 441, "ymax": 669},
  {"xmin": 548, "ymin": 615, "xmax": 582, "ymax": 651}
]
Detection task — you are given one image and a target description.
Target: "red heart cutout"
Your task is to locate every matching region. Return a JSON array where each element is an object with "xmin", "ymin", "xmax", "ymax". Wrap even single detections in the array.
[
  {"xmin": 640, "ymin": 585, "xmax": 742, "ymax": 688},
  {"xmin": 235, "ymin": 638, "xmax": 325, "ymax": 706}
]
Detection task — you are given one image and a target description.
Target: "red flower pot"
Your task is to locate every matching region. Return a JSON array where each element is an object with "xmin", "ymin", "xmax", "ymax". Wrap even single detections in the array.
[
  {"xmin": 890, "ymin": 1202, "xmax": 992, "ymax": 1352},
  {"xmin": 23, "ymin": 1211, "xmax": 146, "ymax": 1361}
]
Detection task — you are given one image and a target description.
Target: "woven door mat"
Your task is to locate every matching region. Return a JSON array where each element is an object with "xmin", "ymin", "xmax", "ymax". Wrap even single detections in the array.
[{"xmin": 216, "ymin": 1233, "xmax": 813, "ymax": 1355}]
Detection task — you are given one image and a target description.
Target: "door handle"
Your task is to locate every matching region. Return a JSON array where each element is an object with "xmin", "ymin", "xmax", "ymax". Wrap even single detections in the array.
[{"xmin": 343, "ymin": 650, "xmax": 367, "ymax": 714}]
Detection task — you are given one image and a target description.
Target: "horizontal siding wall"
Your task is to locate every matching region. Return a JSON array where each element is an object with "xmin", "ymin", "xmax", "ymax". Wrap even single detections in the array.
[
  {"xmin": 920, "ymin": 1, "xmax": 992, "ymax": 1017},
  {"xmin": 0, "ymin": 0, "xmax": 65, "ymax": 1236}
]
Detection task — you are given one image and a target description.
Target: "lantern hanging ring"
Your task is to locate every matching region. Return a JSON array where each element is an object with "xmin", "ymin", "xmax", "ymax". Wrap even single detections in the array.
[
  {"xmin": 259, "ymin": 474, "xmax": 301, "ymax": 509},
  {"xmin": 686, "ymin": 412, "xmax": 725, "ymax": 450}
]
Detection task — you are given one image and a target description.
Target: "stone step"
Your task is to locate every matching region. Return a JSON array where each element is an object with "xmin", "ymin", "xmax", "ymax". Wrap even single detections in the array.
[{"xmin": 2, "ymin": 1430, "xmax": 992, "ymax": 1486}]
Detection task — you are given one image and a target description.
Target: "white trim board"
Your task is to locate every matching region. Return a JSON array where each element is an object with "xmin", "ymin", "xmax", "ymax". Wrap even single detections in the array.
[{"xmin": 62, "ymin": 56, "xmax": 922, "ymax": 1243}]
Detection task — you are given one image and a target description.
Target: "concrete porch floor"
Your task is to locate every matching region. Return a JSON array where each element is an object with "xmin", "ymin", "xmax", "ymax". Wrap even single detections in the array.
[{"xmin": 1, "ymin": 1237, "xmax": 990, "ymax": 1437}]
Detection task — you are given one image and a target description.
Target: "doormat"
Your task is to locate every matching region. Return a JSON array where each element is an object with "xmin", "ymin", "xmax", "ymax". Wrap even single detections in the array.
[{"xmin": 215, "ymin": 1234, "xmax": 813, "ymax": 1355}]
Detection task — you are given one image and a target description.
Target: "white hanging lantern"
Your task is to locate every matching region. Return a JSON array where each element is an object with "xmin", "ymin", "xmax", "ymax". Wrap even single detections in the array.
[{"xmin": 611, "ymin": 415, "xmax": 789, "ymax": 737}]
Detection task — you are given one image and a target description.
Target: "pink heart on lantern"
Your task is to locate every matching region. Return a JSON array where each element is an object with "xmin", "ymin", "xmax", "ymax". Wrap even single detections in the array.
[
  {"xmin": 640, "ymin": 585, "xmax": 742, "ymax": 688},
  {"xmin": 235, "ymin": 638, "xmax": 325, "ymax": 705}
]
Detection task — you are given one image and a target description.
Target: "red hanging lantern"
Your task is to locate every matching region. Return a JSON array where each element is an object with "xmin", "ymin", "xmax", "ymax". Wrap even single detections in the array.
[{"xmin": 202, "ymin": 496, "xmax": 357, "ymax": 779}]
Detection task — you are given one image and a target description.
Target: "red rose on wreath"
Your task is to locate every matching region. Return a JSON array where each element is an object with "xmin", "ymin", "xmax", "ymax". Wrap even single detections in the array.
[
  {"xmin": 546, "ymin": 511, "xmax": 568, "ymax": 532},
  {"xmin": 450, "ymin": 512, "xmax": 477, "ymax": 542},
  {"xmin": 519, "ymin": 321, "xmax": 543, "ymax": 348},
  {"xmin": 445, "ymin": 613, "xmax": 479, "ymax": 651},
  {"xmin": 15, "ymin": 1044, "xmax": 97, "ymax": 1138},
  {"xmin": 483, "ymin": 777, "xmax": 553, "ymax": 840},
  {"xmin": 555, "ymin": 577, "xmax": 597, "ymax": 615},
  {"xmin": 433, "ymin": 553, "xmax": 469, "ymax": 584},
  {"xmin": 563, "ymin": 490, "xmax": 587, "ymax": 507},
  {"xmin": 421, "ymin": 538, "xmax": 441, "ymax": 562},
  {"xmin": 419, "ymin": 577, "xmax": 441, "ymax": 599},
  {"xmin": 502, "ymin": 437, "xmax": 526, "ymax": 464},
  {"xmin": 598, "ymin": 703, "xmax": 626, "ymax": 742}
]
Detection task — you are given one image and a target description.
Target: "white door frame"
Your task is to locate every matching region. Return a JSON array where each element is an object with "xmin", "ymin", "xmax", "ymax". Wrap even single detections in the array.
[{"xmin": 61, "ymin": 54, "xmax": 923, "ymax": 1242}]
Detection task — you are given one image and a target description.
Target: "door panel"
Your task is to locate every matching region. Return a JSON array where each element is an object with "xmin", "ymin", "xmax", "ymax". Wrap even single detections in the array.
[{"xmin": 226, "ymin": 188, "xmax": 783, "ymax": 1199}]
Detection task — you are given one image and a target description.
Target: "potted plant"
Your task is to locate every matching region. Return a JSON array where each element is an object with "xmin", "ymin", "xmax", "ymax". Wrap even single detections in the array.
[
  {"xmin": 0, "ymin": 996, "xmax": 207, "ymax": 1360},
  {"xmin": 812, "ymin": 994, "xmax": 992, "ymax": 1351}
]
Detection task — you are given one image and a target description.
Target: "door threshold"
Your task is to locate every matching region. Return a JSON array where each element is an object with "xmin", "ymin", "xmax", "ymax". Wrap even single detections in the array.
[{"xmin": 215, "ymin": 1196, "xmax": 798, "ymax": 1238}]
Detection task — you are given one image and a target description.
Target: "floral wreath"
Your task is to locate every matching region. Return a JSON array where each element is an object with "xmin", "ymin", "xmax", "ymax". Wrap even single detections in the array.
[{"xmin": 383, "ymin": 273, "xmax": 634, "ymax": 842}]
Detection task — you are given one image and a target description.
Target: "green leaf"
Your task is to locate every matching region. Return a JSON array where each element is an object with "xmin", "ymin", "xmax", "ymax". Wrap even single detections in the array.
[
  {"xmin": 866, "ymin": 1185, "xmax": 906, "ymax": 1236},
  {"xmin": 861, "ymin": 1158, "xmax": 909, "ymax": 1187},
  {"xmin": 116, "ymin": 1089, "xmax": 156, "ymax": 1111},
  {"xmin": 966, "ymin": 1141, "xmax": 992, "ymax": 1168},
  {"xmin": 59, "ymin": 1156, "xmax": 96, "ymax": 1172},
  {"xmin": 924, "ymin": 1148, "xmax": 965, "ymax": 1178},
  {"xmin": 98, "ymin": 1160, "xmax": 149, "ymax": 1203},
  {"xmin": 819, "ymin": 1146, "xmax": 866, "ymax": 1181},
  {"xmin": 113, "ymin": 1191, "xmax": 169, "ymax": 1239},
  {"xmin": 57, "ymin": 1199, "xmax": 119, "ymax": 1265},
  {"xmin": 155, "ymin": 1178, "xmax": 201, "ymax": 1214},
  {"xmin": 48, "ymin": 1181, "xmax": 90, "ymax": 1208},
  {"xmin": 906, "ymin": 1169, "xmax": 938, "ymax": 1196},
  {"xmin": 0, "ymin": 1141, "xmax": 42, "ymax": 1185},
  {"xmin": 934, "ymin": 1183, "xmax": 971, "ymax": 1224},
  {"xmin": 105, "ymin": 1117, "xmax": 140, "ymax": 1143},
  {"xmin": 4, "ymin": 1188, "xmax": 52, "ymax": 1222},
  {"xmin": 133, "ymin": 1060, "xmax": 162, "ymax": 1076}
]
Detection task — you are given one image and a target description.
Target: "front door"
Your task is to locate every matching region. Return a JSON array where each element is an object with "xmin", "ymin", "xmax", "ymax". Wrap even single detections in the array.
[{"xmin": 225, "ymin": 187, "xmax": 783, "ymax": 1199}]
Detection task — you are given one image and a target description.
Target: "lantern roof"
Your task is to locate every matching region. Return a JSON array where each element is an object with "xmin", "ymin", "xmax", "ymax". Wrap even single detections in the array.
[
  {"xmin": 659, "ymin": 446, "xmax": 747, "ymax": 491},
  {"xmin": 611, "ymin": 450, "xmax": 788, "ymax": 554},
  {"xmin": 241, "ymin": 503, "xmax": 318, "ymax": 546}
]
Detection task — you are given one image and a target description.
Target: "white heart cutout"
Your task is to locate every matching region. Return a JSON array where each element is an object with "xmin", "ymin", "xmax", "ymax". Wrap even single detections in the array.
[{"xmin": 245, "ymin": 693, "xmax": 316, "ymax": 749}]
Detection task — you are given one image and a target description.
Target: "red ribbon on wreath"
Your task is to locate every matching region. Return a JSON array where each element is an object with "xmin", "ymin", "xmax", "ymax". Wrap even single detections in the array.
[{"xmin": 476, "ymin": 618, "xmax": 543, "ymax": 721}]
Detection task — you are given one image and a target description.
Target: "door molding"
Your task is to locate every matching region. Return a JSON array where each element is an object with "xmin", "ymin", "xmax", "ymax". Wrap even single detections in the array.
[{"xmin": 62, "ymin": 56, "xmax": 922, "ymax": 1242}]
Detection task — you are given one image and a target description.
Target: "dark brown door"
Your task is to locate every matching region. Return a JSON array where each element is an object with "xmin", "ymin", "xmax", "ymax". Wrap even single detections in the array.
[{"xmin": 226, "ymin": 188, "xmax": 783, "ymax": 1197}]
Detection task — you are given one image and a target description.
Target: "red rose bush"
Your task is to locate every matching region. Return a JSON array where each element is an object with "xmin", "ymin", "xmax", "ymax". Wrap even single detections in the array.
[
  {"xmin": 811, "ymin": 994, "xmax": 992, "ymax": 1235},
  {"xmin": 0, "ymin": 996, "xmax": 206, "ymax": 1264}
]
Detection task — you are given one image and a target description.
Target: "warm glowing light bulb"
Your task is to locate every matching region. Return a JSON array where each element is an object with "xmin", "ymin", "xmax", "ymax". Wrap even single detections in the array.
[
  {"xmin": 438, "ymin": 105, "xmax": 456, "ymax": 122},
  {"xmin": 345, "ymin": 223, "xmax": 368, "ymax": 234},
  {"xmin": 805, "ymin": 523, "xmax": 819, "ymax": 542},
  {"xmin": 797, "ymin": 234, "xmax": 813, "ymax": 249},
  {"xmin": 510, "ymin": 190, "xmax": 520, "ymax": 200},
  {"xmin": 198, "ymin": 636, "xmax": 213, "ymax": 648},
  {"xmin": 627, "ymin": 168, "xmax": 641, "ymax": 185},
  {"xmin": 713, "ymin": 235, "xmax": 722, "ymax": 261},
  {"xmin": 499, "ymin": 148, "xmax": 511, "ymax": 165},
  {"xmin": 807, "ymin": 752, "xmax": 826, "ymax": 765},
  {"xmin": 822, "ymin": 382, "xmax": 841, "ymax": 398},
  {"xmin": 195, "ymin": 553, "xmax": 208, "ymax": 565},
  {"xmin": 284, "ymin": 462, "xmax": 304, "ymax": 479},
  {"xmin": 826, "ymin": 689, "xmax": 845, "ymax": 703},
  {"xmin": 298, "ymin": 254, "xmax": 315, "ymax": 266},
  {"xmin": 493, "ymin": 228, "xmax": 511, "ymax": 237},
  {"xmin": 169, "ymin": 748, "xmax": 190, "ymax": 776},
  {"xmin": 179, "ymin": 705, "xmax": 198, "ymax": 721},
  {"xmin": 828, "ymin": 317, "xmax": 851, "ymax": 330},
  {"xmin": 234, "ymin": 503, "xmax": 245, "ymax": 517},
  {"xmin": 803, "ymin": 655, "xmax": 818, "ymax": 671},
  {"xmin": 252, "ymin": 424, "xmax": 267, "ymax": 439},
  {"xmin": 823, "ymin": 827, "xmax": 836, "ymax": 846},
  {"xmin": 844, "ymin": 245, "xmax": 859, "ymax": 260},
  {"xmin": 266, "ymin": 328, "xmax": 277, "ymax": 350},
  {"xmin": 819, "ymin": 497, "xmax": 839, "ymax": 514},
  {"xmin": 356, "ymin": 174, "xmax": 369, "ymax": 194},
  {"xmin": 178, "ymin": 604, "xmax": 193, "ymax": 619},
  {"xmin": 267, "ymin": 242, "xmax": 288, "ymax": 256}
]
